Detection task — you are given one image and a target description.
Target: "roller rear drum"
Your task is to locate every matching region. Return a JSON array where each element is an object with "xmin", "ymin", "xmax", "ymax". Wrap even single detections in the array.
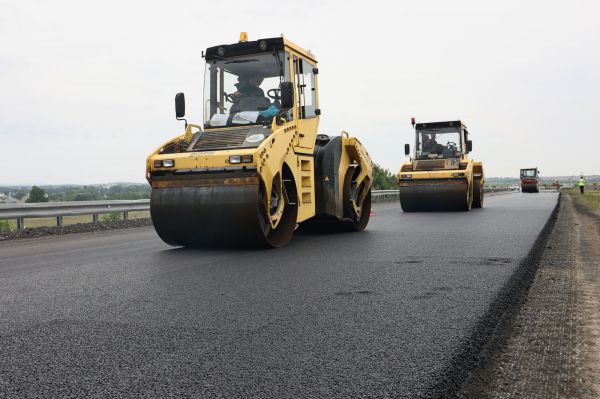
[
  {"xmin": 399, "ymin": 179, "xmax": 472, "ymax": 212},
  {"xmin": 151, "ymin": 179, "xmax": 298, "ymax": 248}
]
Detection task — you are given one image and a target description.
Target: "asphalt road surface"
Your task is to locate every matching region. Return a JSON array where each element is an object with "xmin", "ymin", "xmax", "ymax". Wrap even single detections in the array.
[{"xmin": 0, "ymin": 192, "xmax": 558, "ymax": 398}]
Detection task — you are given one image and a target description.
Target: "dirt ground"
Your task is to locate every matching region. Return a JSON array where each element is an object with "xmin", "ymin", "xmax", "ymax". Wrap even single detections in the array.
[{"xmin": 458, "ymin": 194, "xmax": 600, "ymax": 398}]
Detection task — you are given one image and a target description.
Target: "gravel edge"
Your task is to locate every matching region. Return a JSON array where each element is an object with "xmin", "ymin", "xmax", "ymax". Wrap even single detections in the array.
[
  {"xmin": 455, "ymin": 191, "xmax": 600, "ymax": 398},
  {"xmin": 431, "ymin": 194, "xmax": 561, "ymax": 398},
  {"xmin": 0, "ymin": 218, "xmax": 154, "ymax": 241}
]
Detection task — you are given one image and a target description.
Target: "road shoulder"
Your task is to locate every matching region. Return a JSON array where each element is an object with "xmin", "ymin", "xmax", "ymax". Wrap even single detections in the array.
[{"xmin": 458, "ymin": 194, "xmax": 600, "ymax": 398}]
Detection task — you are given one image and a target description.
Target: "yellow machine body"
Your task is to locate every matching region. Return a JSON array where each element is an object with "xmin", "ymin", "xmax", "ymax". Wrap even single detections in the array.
[
  {"xmin": 146, "ymin": 35, "xmax": 373, "ymax": 247},
  {"xmin": 398, "ymin": 120, "xmax": 484, "ymax": 211}
]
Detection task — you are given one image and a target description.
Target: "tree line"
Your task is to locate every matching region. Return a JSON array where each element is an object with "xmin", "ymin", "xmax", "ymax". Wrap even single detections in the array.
[
  {"xmin": 4, "ymin": 167, "xmax": 399, "ymax": 204},
  {"xmin": 2, "ymin": 184, "xmax": 151, "ymax": 203}
]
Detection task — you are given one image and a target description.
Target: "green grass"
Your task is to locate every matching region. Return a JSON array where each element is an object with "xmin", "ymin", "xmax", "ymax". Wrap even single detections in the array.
[
  {"xmin": 568, "ymin": 188, "xmax": 600, "ymax": 211},
  {"xmin": 101, "ymin": 212, "xmax": 121, "ymax": 222},
  {"xmin": 0, "ymin": 220, "xmax": 10, "ymax": 233}
]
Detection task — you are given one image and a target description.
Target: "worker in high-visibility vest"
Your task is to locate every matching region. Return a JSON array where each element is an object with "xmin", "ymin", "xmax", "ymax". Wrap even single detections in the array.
[{"xmin": 578, "ymin": 176, "xmax": 585, "ymax": 194}]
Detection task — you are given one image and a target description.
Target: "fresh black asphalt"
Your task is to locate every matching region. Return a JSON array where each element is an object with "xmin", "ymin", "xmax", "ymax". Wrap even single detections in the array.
[{"xmin": 0, "ymin": 192, "xmax": 558, "ymax": 398}]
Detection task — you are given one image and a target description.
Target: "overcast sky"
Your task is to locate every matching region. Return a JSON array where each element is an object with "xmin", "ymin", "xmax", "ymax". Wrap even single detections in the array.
[{"xmin": 1, "ymin": 0, "xmax": 599, "ymax": 185}]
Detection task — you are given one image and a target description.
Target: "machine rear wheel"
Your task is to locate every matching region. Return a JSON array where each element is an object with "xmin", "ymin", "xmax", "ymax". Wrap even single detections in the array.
[
  {"xmin": 257, "ymin": 171, "xmax": 298, "ymax": 248},
  {"xmin": 472, "ymin": 179, "xmax": 483, "ymax": 208},
  {"xmin": 462, "ymin": 181, "xmax": 473, "ymax": 211},
  {"xmin": 345, "ymin": 190, "xmax": 371, "ymax": 231},
  {"xmin": 343, "ymin": 166, "xmax": 371, "ymax": 231}
]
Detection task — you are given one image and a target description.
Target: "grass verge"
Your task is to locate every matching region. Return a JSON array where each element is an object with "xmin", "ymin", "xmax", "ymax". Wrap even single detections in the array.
[{"xmin": 567, "ymin": 188, "xmax": 600, "ymax": 212}]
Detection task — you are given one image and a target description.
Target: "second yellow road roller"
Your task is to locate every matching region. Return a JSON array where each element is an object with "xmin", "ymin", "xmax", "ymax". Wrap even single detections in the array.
[
  {"xmin": 398, "ymin": 119, "xmax": 484, "ymax": 211},
  {"xmin": 146, "ymin": 33, "xmax": 373, "ymax": 247}
]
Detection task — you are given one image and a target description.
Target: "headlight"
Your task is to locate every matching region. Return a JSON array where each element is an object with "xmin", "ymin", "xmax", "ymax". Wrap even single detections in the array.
[
  {"xmin": 153, "ymin": 159, "xmax": 174, "ymax": 168},
  {"xmin": 401, "ymin": 174, "xmax": 412, "ymax": 179},
  {"xmin": 229, "ymin": 155, "xmax": 253, "ymax": 164},
  {"xmin": 452, "ymin": 172, "xmax": 464, "ymax": 177}
]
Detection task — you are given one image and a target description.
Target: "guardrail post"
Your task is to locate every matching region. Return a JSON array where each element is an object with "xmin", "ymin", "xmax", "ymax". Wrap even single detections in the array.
[
  {"xmin": 93, "ymin": 213, "xmax": 99, "ymax": 223},
  {"xmin": 16, "ymin": 218, "xmax": 25, "ymax": 230},
  {"xmin": 123, "ymin": 211, "xmax": 129, "ymax": 221},
  {"xmin": 56, "ymin": 216, "xmax": 63, "ymax": 227}
]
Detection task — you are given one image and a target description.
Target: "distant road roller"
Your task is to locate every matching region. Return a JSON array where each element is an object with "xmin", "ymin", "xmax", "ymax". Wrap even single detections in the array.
[
  {"xmin": 520, "ymin": 167, "xmax": 540, "ymax": 193},
  {"xmin": 398, "ymin": 119, "xmax": 484, "ymax": 211},
  {"xmin": 146, "ymin": 33, "xmax": 373, "ymax": 247}
]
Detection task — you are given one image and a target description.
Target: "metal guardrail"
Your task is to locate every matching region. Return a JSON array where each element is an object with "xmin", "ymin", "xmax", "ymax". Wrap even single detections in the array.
[
  {"xmin": 370, "ymin": 187, "xmax": 513, "ymax": 203},
  {"xmin": 0, "ymin": 188, "xmax": 515, "ymax": 230},
  {"xmin": 371, "ymin": 190, "xmax": 400, "ymax": 203},
  {"xmin": 0, "ymin": 200, "xmax": 149, "ymax": 229},
  {"xmin": 484, "ymin": 187, "xmax": 514, "ymax": 194}
]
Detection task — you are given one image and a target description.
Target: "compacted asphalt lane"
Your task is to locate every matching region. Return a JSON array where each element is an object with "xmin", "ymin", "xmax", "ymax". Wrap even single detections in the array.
[{"xmin": 0, "ymin": 192, "xmax": 558, "ymax": 398}]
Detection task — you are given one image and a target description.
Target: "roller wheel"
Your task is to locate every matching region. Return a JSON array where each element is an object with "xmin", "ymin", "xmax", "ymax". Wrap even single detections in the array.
[
  {"xmin": 472, "ymin": 179, "xmax": 484, "ymax": 208},
  {"xmin": 343, "ymin": 166, "xmax": 371, "ymax": 231},
  {"xmin": 399, "ymin": 190, "xmax": 417, "ymax": 212},
  {"xmin": 258, "ymin": 169, "xmax": 298, "ymax": 247},
  {"xmin": 400, "ymin": 179, "xmax": 472, "ymax": 212},
  {"xmin": 150, "ymin": 166, "xmax": 298, "ymax": 248},
  {"xmin": 462, "ymin": 181, "xmax": 473, "ymax": 211}
]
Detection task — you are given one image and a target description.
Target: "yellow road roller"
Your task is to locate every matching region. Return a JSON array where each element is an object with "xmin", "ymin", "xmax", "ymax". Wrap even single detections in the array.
[
  {"xmin": 146, "ymin": 33, "xmax": 373, "ymax": 247},
  {"xmin": 398, "ymin": 119, "xmax": 484, "ymax": 211}
]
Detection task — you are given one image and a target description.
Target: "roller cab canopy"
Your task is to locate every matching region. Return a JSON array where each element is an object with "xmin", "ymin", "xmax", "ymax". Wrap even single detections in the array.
[
  {"xmin": 413, "ymin": 120, "xmax": 470, "ymax": 162},
  {"xmin": 205, "ymin": 37, "xmax": 317, "ymax": 63},
  {"xmin": 202, "ymin": 35, "xmax": 320, "ymax": 147},
  {"xmin": 520, "ymin": 168, "xmax": 539, "ymax": 178}
]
